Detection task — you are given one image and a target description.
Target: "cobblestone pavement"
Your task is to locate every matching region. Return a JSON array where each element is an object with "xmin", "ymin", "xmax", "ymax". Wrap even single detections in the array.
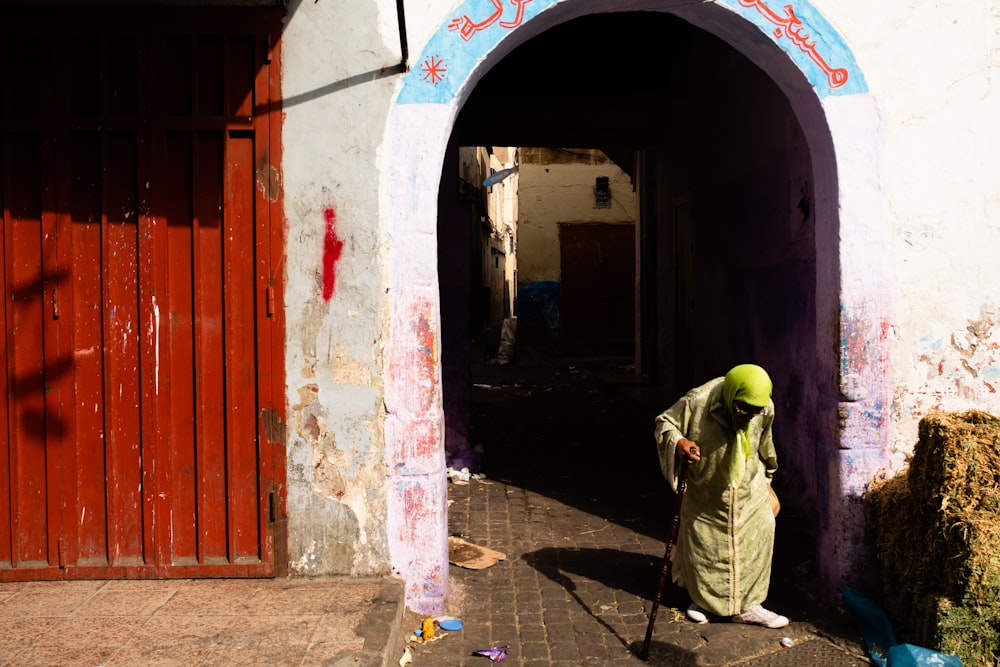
[{"xmin": 397, "ymin": 355, "xmax": 871, "ymax": 666}]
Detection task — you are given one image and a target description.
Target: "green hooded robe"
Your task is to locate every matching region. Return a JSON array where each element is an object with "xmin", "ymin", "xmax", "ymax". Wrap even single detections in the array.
[{"xmin": 653, "ymin": 365, "xmax": 778, "ymax": 617}]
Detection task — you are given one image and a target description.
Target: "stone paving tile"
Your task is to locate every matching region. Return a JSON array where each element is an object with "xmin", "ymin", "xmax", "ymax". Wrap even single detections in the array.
[
  {"xmin": 0, "ymin": 580, "xmax": 105, "ymax": 617},
  {"xmin": 154, "ymin": 587, "xmax": 256, "ymax": 616},
  {"xmin": 67, "ymin": 587, "xmax": 175, "ymax": 618},
  {"xmin": 124, "ymin": 614, "xmax": 234, "ymax": 651},
  {"xmin": 102, "ymin": 642, "xmax": 219, "ymax": 667},
  {"xmin": 8, "ymin": 644, "xmax": 118, "ymax": 667}
]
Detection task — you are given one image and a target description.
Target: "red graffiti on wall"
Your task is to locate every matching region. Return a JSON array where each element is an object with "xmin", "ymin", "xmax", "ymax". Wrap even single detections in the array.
[
  {"xmin": 322, "ymin": 208, "xmax": 344, "ymax": 301},
  {"xmin": 414, "ymin": 303, "xmax": 438, "ymax": 405},
  {"xmin": 449, "ymin": 0, "xmax": 532, "ymax": 41},
  {"xmin": 419, "ymin": 0, "xmax": 534, "ymax": 88},
  {"xmin": 420, "ymin": 55, "xmax": 448, "ymax": 85},
  {"xmin": 738, "ymin": 0, "xmax": 848, "ymax": 89}
]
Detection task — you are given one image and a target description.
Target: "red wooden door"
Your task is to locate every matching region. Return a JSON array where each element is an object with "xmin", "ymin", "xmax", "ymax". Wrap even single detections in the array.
[
  {"xmin": 0, "ymin": 9, "xmax": 285, "ymax": 580},
  {"xmin": 559, "ymin": 223, "xmax": 636, "ymax": 355}
]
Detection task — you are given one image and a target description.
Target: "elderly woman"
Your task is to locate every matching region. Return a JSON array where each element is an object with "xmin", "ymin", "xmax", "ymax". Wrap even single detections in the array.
[{"xmin": 653, "ymin": 363, "xmax": 788, "ymax": 628}]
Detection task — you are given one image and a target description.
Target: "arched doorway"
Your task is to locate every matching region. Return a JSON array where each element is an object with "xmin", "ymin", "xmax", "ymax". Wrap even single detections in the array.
[{"xmin": 383, "ymin": 0, "xmax": 890, "ymax": 614}]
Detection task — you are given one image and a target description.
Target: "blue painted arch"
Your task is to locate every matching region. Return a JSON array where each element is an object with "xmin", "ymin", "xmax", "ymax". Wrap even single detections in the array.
[
  {"xmin": 397, "ymin": 0, "xmax": 867, "ymax": 106},
  {"xmin": 383, "ymin": 0, "xmax": 890, "ymax": 613}
]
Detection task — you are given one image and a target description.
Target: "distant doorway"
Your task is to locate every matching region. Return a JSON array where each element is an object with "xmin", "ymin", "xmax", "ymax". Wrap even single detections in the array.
[{"xmin": 559, "ymin": 223, "xmax": 635, "ymax": 356}]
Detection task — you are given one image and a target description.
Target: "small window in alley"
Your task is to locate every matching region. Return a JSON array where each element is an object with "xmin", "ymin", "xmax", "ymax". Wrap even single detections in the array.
[{"xmin": 594, "ymin": 176, "xmax": 611, "ymax": 208}]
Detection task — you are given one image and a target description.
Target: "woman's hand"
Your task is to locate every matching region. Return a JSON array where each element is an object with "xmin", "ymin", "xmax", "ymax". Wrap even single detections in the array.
[{"xmin": 677, "ymin": 438, "xmax": 701, "ymax": 463}]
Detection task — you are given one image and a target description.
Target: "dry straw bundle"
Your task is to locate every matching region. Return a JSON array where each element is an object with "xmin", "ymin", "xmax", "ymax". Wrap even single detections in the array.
[{"xmin": 868, "ymin": 410, "xmax": 1000, "ymax": 666}]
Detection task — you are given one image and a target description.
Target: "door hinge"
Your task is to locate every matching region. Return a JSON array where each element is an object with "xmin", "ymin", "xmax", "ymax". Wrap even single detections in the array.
[
  {"xmin": 266, "ymin": 286, "xmax": 274, "ymax": 317},
  {"xmin": 52, "ymin": 288, "xmax": 59, "ymax": 320},
  {"xmin": 268, "ymin": 491, "xmax": 278, "ymax": 523}
]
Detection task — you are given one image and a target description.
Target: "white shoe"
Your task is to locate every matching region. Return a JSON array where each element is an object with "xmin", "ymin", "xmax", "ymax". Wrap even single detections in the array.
[
  {"xmin": 686, "ymin": 603, "xmax": 709, "ymax": 624},
  {"xmin": 732, "ymin": 604, "xmax": 789, "ymax": 628}
]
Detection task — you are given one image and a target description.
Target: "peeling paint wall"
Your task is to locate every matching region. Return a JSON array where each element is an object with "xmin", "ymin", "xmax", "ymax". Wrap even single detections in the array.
[
  {"xmin": 279, "ymin": 0, "xmax": 399, "ymax": 577},
  {"xmin": 894, "ymin": 306, "xmax": 1000, "ymax": 467}
]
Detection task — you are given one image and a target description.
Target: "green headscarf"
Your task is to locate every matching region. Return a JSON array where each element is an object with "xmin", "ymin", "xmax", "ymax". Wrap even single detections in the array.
[{"xmin": 721, "ymin": 364, "xmax": 772, "ymax": 485}]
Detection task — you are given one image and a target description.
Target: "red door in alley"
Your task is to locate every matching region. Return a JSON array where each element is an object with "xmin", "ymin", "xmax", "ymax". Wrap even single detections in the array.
[
  {"xmin": 0, "ymin": 10, "xmax": 286, "ymax": 580},
  {"xmin": 559, "ymin": 223, "xmax": 636, "ymax": 356}
]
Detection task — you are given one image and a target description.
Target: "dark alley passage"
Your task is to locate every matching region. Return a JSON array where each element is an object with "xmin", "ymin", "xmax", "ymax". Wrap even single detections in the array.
[{"xmin": 470, "ymin": 349, "xmax": 668, "ymax": 540}]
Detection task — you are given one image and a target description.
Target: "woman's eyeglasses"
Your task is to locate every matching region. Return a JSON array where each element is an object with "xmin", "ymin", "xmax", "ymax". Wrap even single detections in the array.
[{"xmin": 733, "ymin": 401, "xmax": 766, "ymax": 417}]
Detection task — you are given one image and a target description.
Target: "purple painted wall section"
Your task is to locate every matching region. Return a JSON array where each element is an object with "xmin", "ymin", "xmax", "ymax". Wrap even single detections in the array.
[
  {"xmin": 819, "ymin": 272, "xmax": 894, "ymax": 592},
  {"xmin": 385, "ymin": 475, "xmax": 448, "ymax": 611},
  {"xmin": 384, "ymin": 293, "xmax": 449, "ymax": 613},
  {"xmin": 839, "ymin": 299, "xmax": 893, "ymax": 448}
]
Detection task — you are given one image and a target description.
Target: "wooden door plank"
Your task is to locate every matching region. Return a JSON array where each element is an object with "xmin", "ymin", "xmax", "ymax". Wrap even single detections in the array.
[
  {"xmin": 225, "ymin": 133, "xmax": 260, "ymax": 562},
  {"xmin": 0, "ymin": 133, "xmax": 10, "ymax": 568},
  {"xmin": 194, "ymin": 131, "xmax": 229, "ymax": 562},
  {"xmin": 104, "ymin": 133, "xmax": 145, "ymax": 566},
  {"xmin": 259, "ymin": 27, "xmax": 287, "ymax": 572},
  {"xmin": 163, "ymin": 133, "xmax": 199, "ymax": 563},
  {"xmin": 5, "ymin": 133, "xmax": 50, "ymax": 567},
  {"xmin": 228, "ymin": 36, "xmax": 255, "ymax": 120},
  {"xmin": 2, "ymin": 31, "xmax": 63, "ymax": 579},
  {"xmin": 45, "ymin": 35, "xmax": 104, "ymax": 573},
  {"xmin": 61, "ymin": 131, "xmax": 110, "ymax": 568},
  {"xmin": 40, "ymin": 130, "xmax": 64, "ymax": 574},
  {"xmin": 140, "ymin": 144, "xmax": 171, "ymax": 570}
]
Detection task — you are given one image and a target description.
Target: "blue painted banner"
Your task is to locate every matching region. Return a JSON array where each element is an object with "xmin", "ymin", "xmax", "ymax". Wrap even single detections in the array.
[
  {"xmin": 732, "ymin": 0, "xmax": 866, "ymax": 95},
  {"xmin": 397, "ymin": 0, "xmax": 866, "ymax": 105}
]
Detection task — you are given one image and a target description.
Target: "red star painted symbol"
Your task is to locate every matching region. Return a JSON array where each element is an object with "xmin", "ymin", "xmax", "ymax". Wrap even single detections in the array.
[{"xmin": 420, "ymin": 55, "xmax": 447, "ymax": 85}]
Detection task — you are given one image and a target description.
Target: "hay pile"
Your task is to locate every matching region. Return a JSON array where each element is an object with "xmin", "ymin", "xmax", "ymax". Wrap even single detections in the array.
[{"xmin": 868, "ymin": 410, "xmax": 1000, "ymax": 666}]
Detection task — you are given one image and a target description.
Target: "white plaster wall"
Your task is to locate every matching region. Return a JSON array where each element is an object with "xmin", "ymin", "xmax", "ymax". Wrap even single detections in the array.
[
  {"xmin": 279, "ymin": 0, "xmax": 404, "ymax": 576},
  {"xmin": 809, "ymin": 0, "xmax": 1000, "ymax": 469}
]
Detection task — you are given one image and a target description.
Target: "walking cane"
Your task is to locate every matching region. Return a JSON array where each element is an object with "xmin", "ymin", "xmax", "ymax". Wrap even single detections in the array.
[{"xmin": 638, "ymin": 460, "xmax": 690, "ymax": 660}]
